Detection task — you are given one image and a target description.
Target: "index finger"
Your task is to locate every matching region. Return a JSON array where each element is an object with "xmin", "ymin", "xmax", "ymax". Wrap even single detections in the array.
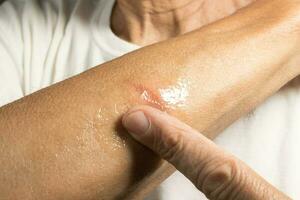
[{"xmin": 122, "ymin": 105, "xmax": 290, "ymax": 200}]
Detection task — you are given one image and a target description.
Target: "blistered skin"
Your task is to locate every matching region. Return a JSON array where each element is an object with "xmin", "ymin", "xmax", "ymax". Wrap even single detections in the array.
[
  {"xmin": 134, "ymin": 84, "xmax": 166, "ymax": 110},
  {"xmin": 133, "ymin": 78, "xmax": 191, "ymax": 112}
]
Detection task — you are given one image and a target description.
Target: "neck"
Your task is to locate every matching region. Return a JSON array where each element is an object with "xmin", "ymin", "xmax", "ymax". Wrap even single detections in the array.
[{"xmin": 111, "ymin": 0, "xmax": 254, "ymax": 46}]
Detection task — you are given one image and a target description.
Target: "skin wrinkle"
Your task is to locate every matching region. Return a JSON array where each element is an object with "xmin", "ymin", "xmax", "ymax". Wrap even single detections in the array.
[
  {"xmin": 137, "ymin": 0, "xmax": 203, "ymax": 14},
  {"xmin": 112, "ymin": 0, "xmax": 255, "ymax": 45},
  {"xmin": 203, "ymin": 160, "xmax": 238, "ymax": 199}
]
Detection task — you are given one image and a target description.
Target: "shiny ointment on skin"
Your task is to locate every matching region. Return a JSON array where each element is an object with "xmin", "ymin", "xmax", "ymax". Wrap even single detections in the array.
[
  {"xmin": 158, "ymin": 79, "xmax": 189, "ymax": 109},
  {"xmin": 134, "ymin": 78, "xmax": 190, "ymax": 110}
]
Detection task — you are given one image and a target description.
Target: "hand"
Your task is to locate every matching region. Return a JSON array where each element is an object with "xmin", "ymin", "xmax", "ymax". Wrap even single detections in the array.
[{"xmin": 122, "ymin": 106, "xmax": 291, "ymax": 200}]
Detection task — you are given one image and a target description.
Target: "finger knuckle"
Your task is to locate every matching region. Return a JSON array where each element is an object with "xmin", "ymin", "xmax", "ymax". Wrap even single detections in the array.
[
  {"xmin": 154, "ymin": 127, "xmax": 185, "ymax": 162},
  {"xmin": 198, "ymin": 157, "xmax": 243, "ymax": 200}
]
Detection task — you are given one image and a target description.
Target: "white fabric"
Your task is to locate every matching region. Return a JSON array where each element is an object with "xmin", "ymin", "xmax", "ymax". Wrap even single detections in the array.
[{"xmin": 0, "ymin": 0, "xmax": 299, "ymax": 199}]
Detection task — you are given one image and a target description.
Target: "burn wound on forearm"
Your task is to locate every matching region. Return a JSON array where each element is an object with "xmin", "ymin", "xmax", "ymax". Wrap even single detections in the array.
[{"xmin": 133, "ymin": 78, "xmax": 190, "ymax": 111}]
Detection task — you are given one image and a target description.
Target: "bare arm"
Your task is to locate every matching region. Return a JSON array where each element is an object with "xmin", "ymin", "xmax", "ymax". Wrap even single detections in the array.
[{"xmin": 1, "ymin": 0, "xmax": 300, "ymax": 199}]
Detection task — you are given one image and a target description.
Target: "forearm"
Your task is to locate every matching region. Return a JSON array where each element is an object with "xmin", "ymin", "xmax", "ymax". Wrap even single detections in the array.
[
  {"xmin": 107, "ymin": 2, "xmax": 300, "ymax": 140},
  {"xmin": 1, "ymin": 0, "xmax": 300, "ymax": 199}
]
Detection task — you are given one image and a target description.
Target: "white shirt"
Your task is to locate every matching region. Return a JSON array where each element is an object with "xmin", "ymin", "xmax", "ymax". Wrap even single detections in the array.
[{"xmin": 0, "ymin": 0, "xmax": 299, "ymax": 199}]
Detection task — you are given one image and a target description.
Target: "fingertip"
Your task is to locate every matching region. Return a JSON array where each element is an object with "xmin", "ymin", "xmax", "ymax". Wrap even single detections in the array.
[
  {"xmin": 122, "ymin": 109, "xmax": 151, "ymax": 137},
  {"xmin": 123, "ymin": 105, "xmax": 163, "ymax": 120}
]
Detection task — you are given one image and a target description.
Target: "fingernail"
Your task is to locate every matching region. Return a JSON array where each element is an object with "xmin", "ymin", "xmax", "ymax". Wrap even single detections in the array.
[{"xmin": 123, "ymin": 111, "xmax": 150, "ymax": 136}]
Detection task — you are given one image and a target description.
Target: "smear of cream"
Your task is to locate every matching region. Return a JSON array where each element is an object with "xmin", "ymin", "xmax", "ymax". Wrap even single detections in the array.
[{"xmin": 159, "ymin": 79, "xmax": 189, "ymax": 108}]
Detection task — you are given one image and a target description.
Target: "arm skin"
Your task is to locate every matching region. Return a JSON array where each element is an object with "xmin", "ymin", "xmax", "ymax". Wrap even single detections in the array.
[{"xmin": 1, "ymin": 0, "xmax": 300, "ymax": 199}]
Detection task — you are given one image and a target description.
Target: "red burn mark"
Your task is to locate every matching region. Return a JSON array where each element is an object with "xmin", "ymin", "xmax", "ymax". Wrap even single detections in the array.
[{"xmin": 133, "ymin": 84, "xmax": 166, "ymax": 111}]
